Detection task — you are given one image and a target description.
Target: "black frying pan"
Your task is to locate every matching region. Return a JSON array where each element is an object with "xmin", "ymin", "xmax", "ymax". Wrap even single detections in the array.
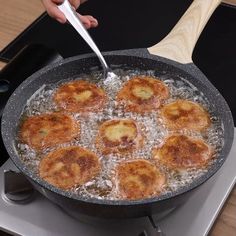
[{"xmin": 1, "ymin": 0, "xmax": 234, "ymax": 218}]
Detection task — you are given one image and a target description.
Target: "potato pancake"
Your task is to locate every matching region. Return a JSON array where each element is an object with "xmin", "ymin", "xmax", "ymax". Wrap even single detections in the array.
[
  {"xmin": 117, "ymin": 76, "xmax": 169, "ymax": 113},
  {"xmin": 39, "ymin": 146, "xmax": 101, "ymax": 190},
  {"xmin": 116, "ymin": 160, "xmax": 166, "ymax": 200},
  {"xmin": 160, "ymin": 100, "xmax": 211, "ymax": 131},
  {"xmin": 54, "ymin": 80, "xmax": 107, "ymax": 113},
  {"xmin": 95, "ymin": 119, "xmax": 144, "ymax": 154},
  {"xmin": 153, "ymin": 135, "xmax": 213, "ymax": 170},
  {"xmin": 20, "ymin": 112, "xmax": 80, "ymax": 151}
]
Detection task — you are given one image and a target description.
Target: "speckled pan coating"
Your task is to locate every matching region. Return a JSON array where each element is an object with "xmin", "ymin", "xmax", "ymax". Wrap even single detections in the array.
[{"xmin": 1, "ymin": 49, "xmax": 234, "ymax": 218}]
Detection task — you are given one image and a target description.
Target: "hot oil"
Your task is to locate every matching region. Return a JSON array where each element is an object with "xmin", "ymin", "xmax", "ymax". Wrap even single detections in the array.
[{"xmin": 17, "ymin": 68, "xmax": 224, "ymax": 200}]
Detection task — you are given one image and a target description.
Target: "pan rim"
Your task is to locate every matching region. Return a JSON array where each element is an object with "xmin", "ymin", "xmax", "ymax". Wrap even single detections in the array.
[{"xmin": 1, "ymin": 49, "xmax": 234, "ymax": 206}]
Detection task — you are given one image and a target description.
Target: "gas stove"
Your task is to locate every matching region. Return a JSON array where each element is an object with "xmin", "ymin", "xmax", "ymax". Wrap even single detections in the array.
[
  {"xmin": 0, "ymin": 130, "xmax": 235, "ymax": 236},
  {"xmin": 0, "ymin": 2, "xmax": 236, "ymax": 235}
]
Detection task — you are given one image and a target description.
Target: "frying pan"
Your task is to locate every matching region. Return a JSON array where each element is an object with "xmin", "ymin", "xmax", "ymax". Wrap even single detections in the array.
[{"xmin": 1, "ymin": 0, "xmax": 234, "ymax": 218}]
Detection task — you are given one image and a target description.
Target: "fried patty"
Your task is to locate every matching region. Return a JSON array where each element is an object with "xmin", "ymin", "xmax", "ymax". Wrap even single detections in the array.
[
  {"xmin": 116, "ymin": 76, "xmax": 169, "ymax": 113},
  {"xmin": 39, "ymin": 146, "xmax": 101, "ymax": 190},
  {"xmin": 95, "ymin": 119, "xmax": 144, "ymax": 155},
  {"xmin": 54, "ymin": 80, "xmax": 107, "ymax": 113},
  {"xmin": 20, "ymin": 112, "xmax": 80, "ymax": 151},
  {"xmin": 116, "ymin": 160, "xmax": 166, "ymax": 200},
  {"xmin": 160, "ymin": 100, "xmax": 211, "ymax": 131},
  {"xmin": 153, "ymin": 135, "xmax": 213, "ymax": 170}
]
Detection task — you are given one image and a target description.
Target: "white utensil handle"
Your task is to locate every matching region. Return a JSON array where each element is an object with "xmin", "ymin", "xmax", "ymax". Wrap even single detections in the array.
[{"xmin": 58, "ymin": 0, "xmax": 109, "ymax": 70}]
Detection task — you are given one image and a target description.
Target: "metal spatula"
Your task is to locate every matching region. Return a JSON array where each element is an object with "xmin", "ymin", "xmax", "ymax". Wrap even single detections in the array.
[{"xmin": 58, "ymin": 0, "xmax": 110, "ymax": 74}]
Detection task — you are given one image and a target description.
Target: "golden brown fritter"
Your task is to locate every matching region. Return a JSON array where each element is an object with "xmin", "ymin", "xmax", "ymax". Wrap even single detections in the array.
[
  {"xmin": 39, "ymin": 146, "xmax": 101, "ymax": 190},
  {"xmin": 20, "ymin": 112, "xmax": 80, "ymax": 151},
  {"xmin": 153, "ymin": 135, "xmax": 213, "ymax": 170},
  {"xmin": 54, "ymin": 80, "xmax": 107, "ymax": 113},
  {"xmin": 95, "ymin": 119, "xmax": 144, "ymax": 155},
  {"xmin": 116, "ymin": 160, "xmax": 166, "ymax": 200},
  {"xmin": 116, "ymin": 76, "xmax": 169, "ymax": 113},
  {"xmin": 160, "ymin": 100, "xmax": 211, "ymax": 132}
]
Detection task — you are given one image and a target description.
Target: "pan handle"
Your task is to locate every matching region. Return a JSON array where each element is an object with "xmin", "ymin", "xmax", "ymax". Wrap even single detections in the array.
[{"xmin": 147, "ymin": 0, "xmax": 221, "ymax": 64}]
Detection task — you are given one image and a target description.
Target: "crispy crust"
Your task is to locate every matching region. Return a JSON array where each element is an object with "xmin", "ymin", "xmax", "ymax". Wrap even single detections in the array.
[
  {"xmin": 39, "ymin": 146, "xmax": 101, "ymax": 190},
  {"xmin": 20, "ymin": 112, "xmax": 80, "ymax": 151},
  {"xmin": 54, "ymin": 80, "xmax": 107, "ymax": 113},
  {"xmin": 116, "ymin": 159, "xmax": 166, "ymax": 200},
  {"xmin": 153, "ymin": 135, "xmax": 213, "ymax": 170},
  {"xmin": 116, "ymin": 76, "xmax": 169, "ymax": 113},
  {"xmin": 95, "ymin": 119, "xmax": 144, "ymax": 155},
  {"xmin": 160, "ymin": 100, "xmax": 211, "ymax": 132}
]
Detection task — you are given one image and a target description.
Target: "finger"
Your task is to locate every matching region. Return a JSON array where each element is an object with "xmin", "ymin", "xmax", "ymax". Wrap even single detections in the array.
[
  {"xmin": 78, "ymin": 13, "xmax": 91, "ymax": 29},
  {"xmin": 42, "ymin": 0, "xmax": 67, "ymax": 23},
  {"xmin": 78, "ymin": 14, "xmax": 98, "ymax": 29},
  {"xmin": 80, "ymin": 0, "xmax": 88, "ymax": 4},
  {"xmin": 51, "ymin": 0, "xmax": 64, "ymax": 4},
  {"xmin": 83, "ymin": 15, "xmax": 98, "ymax": 28}
]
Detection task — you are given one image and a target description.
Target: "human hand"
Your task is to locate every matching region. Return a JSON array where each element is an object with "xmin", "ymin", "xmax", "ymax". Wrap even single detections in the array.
[{"xmin": 41, "ymin": 0, "xmax": 98, "ymax": 29}]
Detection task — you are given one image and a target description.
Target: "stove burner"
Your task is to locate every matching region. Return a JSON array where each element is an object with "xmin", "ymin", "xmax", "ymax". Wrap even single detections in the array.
[
  {"xmin": 65, "ymin": 207, "xmax": 174, "ymax": 224},
  {"xmin": 1, "ymin": 141, "xmax": 236, "ymax": 236},
  {"xmin": 3, "ymin": 170, "xmax": 34, "ymax": 203},
  {"xmin": 61, "ymin": 204, "xmax": 175, "ymax": 235},
  {"xmin": 138, "ymin": 231, "xmax": 148, "ymax": 236},
  {"xmin": 148, "ymin": 216, "xmax": 164, "ymax": 236},
  {"xmin": 2, "ymin": 168, "xmax": 168, "ymax": 236}
]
